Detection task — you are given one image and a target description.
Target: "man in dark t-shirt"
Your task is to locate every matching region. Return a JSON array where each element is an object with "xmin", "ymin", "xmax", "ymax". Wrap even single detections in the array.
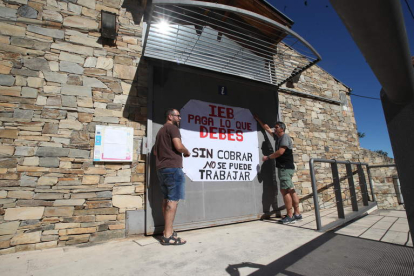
[
  {"xmin": 254, "ymin": 115, "xmax": 302, "ymax": 225},
  {"xmin": 154, "ymin": 108, "xmax": 190, "ymax": 245}
]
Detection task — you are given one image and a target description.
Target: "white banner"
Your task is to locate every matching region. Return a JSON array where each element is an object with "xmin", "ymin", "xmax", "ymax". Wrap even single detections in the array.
[{"xmin": 181, "ymin": 100, "xmax": 259, "ymax": 182}]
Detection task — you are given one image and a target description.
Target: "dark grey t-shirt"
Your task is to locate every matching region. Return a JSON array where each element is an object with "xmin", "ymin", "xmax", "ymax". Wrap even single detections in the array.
[{"xmin": 274, "ymin": 133, "xmax": 295, "ymax": 169}]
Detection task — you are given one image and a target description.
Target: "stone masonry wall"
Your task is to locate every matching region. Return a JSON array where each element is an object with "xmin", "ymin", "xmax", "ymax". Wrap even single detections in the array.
[
  {"xmin": 0, "ymin": 0, "xmax": 147, "ymax": 255},
  {"xmin": 358, "ymin": 148, "xmax": 402, "ymax": 210},
  {"xmin": 277, "ymin": 63, "xmax": 397, "ymax": 213}
]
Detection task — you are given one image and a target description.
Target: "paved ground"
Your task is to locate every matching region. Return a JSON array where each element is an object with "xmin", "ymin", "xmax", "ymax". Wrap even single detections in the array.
[
  {"xmin": 0, "ymin": 207, "xmax": 412, "ymax": 276},
  {"xmin": 282, "ymin": 206, "xmax": 413, "ymax": 247}
]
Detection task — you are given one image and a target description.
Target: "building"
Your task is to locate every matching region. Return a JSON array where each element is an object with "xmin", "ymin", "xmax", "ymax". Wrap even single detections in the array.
[{"xmin": 0, "ymin": 0, "xmax": 395, "ymax": 254}]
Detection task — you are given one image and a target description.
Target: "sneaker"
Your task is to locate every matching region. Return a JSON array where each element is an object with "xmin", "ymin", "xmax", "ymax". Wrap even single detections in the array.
[
  {"xmin": 279, "ymin": 215, "xmax": 295, "ymax": 224},
  {"xmin": 293, "ymin": 214, "xmax": 303, "ymax": 221}
]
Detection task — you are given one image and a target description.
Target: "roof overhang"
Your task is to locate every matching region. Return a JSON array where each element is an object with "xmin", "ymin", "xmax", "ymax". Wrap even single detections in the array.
[
  {"xmin": 142, "ymin": 0, "xmax": 321, "ymax": 87},
  {"xmin": 330, "ymin": 0, "xmax": 414, "ymax": 104}
]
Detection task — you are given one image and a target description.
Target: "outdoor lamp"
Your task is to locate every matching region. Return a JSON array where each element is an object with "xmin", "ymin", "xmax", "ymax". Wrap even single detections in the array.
[{"xmin": 101, "ymin": 11, "xmax": 117, "ymax": 40}]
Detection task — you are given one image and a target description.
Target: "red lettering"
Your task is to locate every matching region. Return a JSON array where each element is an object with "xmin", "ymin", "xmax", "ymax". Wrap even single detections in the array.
[
  {"xmin": 219, "ymin": 128, "xmax": 227, "ymax": 140},
  {"xmin": 218, "ymin": 106, "xmax": 225, "ymax": 118},
  {"xmin": 209, "ymin": 105, "xmax": 234, "ymax": 119},
  {"xmin": 199, "ymin": 126, "xmax": 244, "ymax": 142},
  {"xmin": 209, "ymin": 127, "xmax": 218, "ymax": 139},
  {"xmin": 236, "ymin": 130, "xmax": 244, "ymax": 141},
  {"xmin": 200, "ymin": 126, "xmax": 208, "ymax": 138},
  {"xmin": 227, "ymin": 129, "xmax": 235, "ymax": 141},
  {"xmin": 236, "ymin": 121, "xmax": 252, "ymax": 130},
  {"xmin": 188, "ymin": 114, "xmax": 194, "ymax": 123},
  {"xmin": 227, "ymin": 108, "xmax": 234, "ymax": 119},
  {"xmin": 208, "ymin": 104, "xmax": 217, "ymax": 117}
]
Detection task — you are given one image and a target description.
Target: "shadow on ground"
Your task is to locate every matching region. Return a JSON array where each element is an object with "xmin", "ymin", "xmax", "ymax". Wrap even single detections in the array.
[{"xmin": 226, "ymin": 231, "xmax": 414, "ymax": 276}]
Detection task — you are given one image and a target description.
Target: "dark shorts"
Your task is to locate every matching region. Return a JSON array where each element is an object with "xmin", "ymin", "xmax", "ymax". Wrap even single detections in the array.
[{"xmin": 157, "ymin": 168, "xmax": 185, "ymax": 201}]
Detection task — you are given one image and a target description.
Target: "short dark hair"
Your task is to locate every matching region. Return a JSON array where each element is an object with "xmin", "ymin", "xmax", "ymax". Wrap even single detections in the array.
[
  {"xmin": 165, "ymin": 108, "xmax": 176, "ymax": 119},
  {"xmin": 275, "ymin": 121, "xmax": 286, "ymax": 131}
]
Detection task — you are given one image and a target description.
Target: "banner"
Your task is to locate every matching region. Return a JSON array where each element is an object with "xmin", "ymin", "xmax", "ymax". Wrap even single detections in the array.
[{"xmin": 181, "ymin": 100, "xmax": 259, "ymax": 182}]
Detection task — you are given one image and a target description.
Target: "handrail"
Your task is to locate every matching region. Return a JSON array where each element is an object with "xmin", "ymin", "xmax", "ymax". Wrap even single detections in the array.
[{"xmin": 310, "ymin": 158, "xmax": 372, "ymax": 231}]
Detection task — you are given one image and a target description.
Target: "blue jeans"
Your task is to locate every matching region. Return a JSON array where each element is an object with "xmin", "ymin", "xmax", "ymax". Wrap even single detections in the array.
[{"xmin": 157, "ymin": 168, "xmax": 185, "ymax": 201}]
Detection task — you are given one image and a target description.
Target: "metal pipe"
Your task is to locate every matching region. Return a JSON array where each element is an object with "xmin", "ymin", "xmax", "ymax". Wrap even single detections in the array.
[
  {"xmin": 366, "ymin": 166, "xmax": 376, "ymax": 202},
  {"xmin": 368, "ymin": 164, "xmax": 396, "ymax": 169},
  {"xmin": 331, "ymin": 160, "xmax": 345, "ymax": 218},
  {"xmin": 346, "ymin": 161, "xmax": 358, "ymax": 211},
  {"xmin": 309, "ymin": 159, "xmax": 322, "ymax": 231},
  {"xmin": 357, "ymin": 163, "xmax": 369, "ymax": 206}
]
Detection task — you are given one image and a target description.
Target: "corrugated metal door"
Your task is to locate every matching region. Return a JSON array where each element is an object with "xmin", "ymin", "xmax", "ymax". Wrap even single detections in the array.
[{"xmin": 146, "ymin": 60, "xmax": 283, "ymax": 234}]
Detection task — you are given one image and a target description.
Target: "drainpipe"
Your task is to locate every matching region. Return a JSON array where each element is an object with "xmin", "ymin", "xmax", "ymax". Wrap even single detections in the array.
[{"xmin": 330, "ymin": 0, "xmax": 414, "ymax": 239}]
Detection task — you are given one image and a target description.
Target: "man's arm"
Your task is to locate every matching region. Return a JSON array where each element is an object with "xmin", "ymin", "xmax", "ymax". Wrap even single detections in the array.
[
  {"xmin": 253, "ymin": 114, "xmax": 273, "ymax": 136},
  {"xmin": 262, "ymin": 146, "xmax": 286, "ymax": 162},
  {"xmin": 172, "ymin": 138, "xmax": 190, "ymax": 157}
]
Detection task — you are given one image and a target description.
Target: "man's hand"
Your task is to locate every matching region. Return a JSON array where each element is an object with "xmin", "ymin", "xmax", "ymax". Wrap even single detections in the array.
[
  {"xmin": 183, "ymin": 149, "xmax": 190, "ymax": 157},
  {"xmin": 262, "ymin": 155, "xmax": 269, "ymax": 162}
]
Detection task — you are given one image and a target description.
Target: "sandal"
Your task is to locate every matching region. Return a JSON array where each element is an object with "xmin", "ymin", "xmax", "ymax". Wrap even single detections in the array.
[
  {"xmin": 160, "ymin": 234, "xmax": 186, "ymax": 246},
  {"xmin": 164, "ymin": 231, "xmax": 177, "ymax": 237}
]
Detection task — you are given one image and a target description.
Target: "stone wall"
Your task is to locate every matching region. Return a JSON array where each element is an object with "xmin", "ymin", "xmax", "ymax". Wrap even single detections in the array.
[
  {"xmin": 0, "ymin": 0, "xmax": 147, "ymax": 255},
  {"xmin": 358, "ymin": 148, "xmax": 402, "ymax": 210},
  {"xmin": 277, "ymin": 61, "xmax": 398, "ymax": 212}
]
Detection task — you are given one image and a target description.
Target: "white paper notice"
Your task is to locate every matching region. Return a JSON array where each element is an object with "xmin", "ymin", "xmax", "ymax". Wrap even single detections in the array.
[
  {"xmin": 104, "ymin": 129, "xmax": 127, "ymax": 144},
  {"xmin": 103, "ymin": 144, "xmax": 127, "ymax": 159},
  {"xmin": 93, "ymin": 125, "xmax": 133, "ymax": 162}
]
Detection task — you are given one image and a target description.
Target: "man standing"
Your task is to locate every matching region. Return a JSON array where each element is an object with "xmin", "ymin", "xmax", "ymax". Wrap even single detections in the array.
[
  {"xmin": 154, "ymin": 108, "xmax": 190, "ymax": 245},
  {"xmin": 254, "ymin": 115, "xmax": 302, "ymax": 224}
]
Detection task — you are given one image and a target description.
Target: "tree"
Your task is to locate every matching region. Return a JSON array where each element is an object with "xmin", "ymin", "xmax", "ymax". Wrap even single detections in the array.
[{"xmin": 374, "ymin": 150, "xmax": 388, "ymax": 157}]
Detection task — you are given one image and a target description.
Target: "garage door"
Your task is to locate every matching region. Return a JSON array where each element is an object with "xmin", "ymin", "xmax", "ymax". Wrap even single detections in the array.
[{"xmin": 145, "ymin": 60, "xmax": 283, "ymax": 234}]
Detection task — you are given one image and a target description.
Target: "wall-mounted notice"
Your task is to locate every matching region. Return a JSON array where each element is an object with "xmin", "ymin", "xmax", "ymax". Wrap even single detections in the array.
[
  {"xmin": 181, "ymin": 99, "xmax": 259, "ymax": 182},
  {"xmin": 93, "ymin": 125, "xmax": 134, "ymax": 162}
]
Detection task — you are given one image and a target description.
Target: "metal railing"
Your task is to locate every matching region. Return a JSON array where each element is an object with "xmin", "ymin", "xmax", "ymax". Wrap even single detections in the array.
[
  {"xmin": 367, "ymin": 164, "xmax": 403, "ymax": 206},
  {"xmin": 309, "ymin": 158, "xmax": 378, "ymax": 231}
]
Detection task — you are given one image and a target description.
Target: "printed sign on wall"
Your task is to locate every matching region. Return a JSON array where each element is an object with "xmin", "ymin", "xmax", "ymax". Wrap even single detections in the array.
[
  {"xmin": 94, "ymin": 125, "xmax": 134, "ymax": 162},
  {"xmin": 181, "ymin": 100, "xmax": 259, "ymax": 181}
]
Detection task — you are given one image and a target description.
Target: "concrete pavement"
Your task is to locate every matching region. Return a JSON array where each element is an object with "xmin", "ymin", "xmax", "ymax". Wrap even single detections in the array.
[
  {"xmin": 0, "ymin": 208, "xmax": 413, "ymax": 276},
  {"xmin": 0, "ymin": 220, "xmax": 322, "ymax": 276}
]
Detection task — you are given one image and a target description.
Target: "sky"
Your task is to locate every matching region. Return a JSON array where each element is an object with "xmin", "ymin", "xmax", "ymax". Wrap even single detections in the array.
[{"xmin": 267, "ymin": 0, "xmax": 414, "ymax": 158}]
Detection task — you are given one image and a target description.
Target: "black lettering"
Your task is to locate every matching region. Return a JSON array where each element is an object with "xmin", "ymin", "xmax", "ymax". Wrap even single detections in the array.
[
  {"xmin": 203, "ymin": 161, "xmax": 216, "ymax": 169},
  {"xmin": 206, "ymin": 170, "xmax": 212, "ymax": 179},
  {"xmin": 213, "ymin": 171, "xmax": 219, "ymax": 180},
  {"xmin": 199, "ymin": 169, "xmax": 205, "ymax": 179},
  {"xmin": 232, "ymin": 171, "xmax": 238, "ymax": 180},
  {"xmin": 245, "ymin": 171, "xmax": 250, "ymax": 180}
]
